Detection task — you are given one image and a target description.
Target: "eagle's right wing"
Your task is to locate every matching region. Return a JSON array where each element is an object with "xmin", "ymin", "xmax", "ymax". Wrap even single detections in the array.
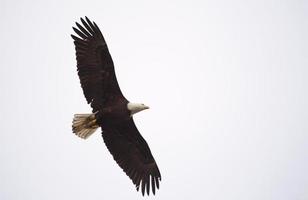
[{"xmin": 71, "ymin": 17, "xmax": 126, "ymax": 112}]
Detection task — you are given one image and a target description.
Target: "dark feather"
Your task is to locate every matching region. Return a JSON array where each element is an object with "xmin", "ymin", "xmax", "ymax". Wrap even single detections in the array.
[
  {"xmin": 73, "ymin": 27, "xmax": 87, "ymax": 39},
  {"xmin": 85, "ymin": 16, "xmax": 98, "ymax": 35},
  {"xmin": 81, "ymin": 17, "xmax": 95, "ymax": 35},
  {"xmin": 75, "ymin": 22, "xmax": 92, "ymax": 37},
  {"xmin": 151, "ymin": 175, "xmax": 156, "ymax": 195},
  {"xmin": 102, "ymin": 119, "xmax": 161, "ymax": 196},
  {"xmin": 71, "ymin": 17, "xmax": 125, "ymax": 110},
  {"xmin": 141, "ymin": 179, "xmax": 146, "ymax": 196}
]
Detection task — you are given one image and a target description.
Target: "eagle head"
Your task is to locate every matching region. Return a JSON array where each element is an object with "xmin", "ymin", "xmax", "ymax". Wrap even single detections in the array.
[{"xmin": 127, "ymin": 102, "xmax": 150, "ymax": 116}]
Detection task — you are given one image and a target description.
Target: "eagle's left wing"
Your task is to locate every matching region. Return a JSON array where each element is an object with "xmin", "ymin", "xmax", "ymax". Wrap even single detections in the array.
[{"xmin": 102, "ymin": 119, "xmax": 161, "ymax": 196}]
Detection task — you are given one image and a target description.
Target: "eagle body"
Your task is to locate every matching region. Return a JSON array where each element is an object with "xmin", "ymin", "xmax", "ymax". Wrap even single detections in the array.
[
  {"xmin": 97, "ymin": 98, "xmax": 130, "ymax": 127},
  {"xmin": 71, "ymin": 17, "xmax": 161, "ymax": 196}
]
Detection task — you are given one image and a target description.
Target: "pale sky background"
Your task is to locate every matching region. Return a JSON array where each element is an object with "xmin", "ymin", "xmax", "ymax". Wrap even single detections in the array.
[{"xmin": 0, "ymin": 0, "xmax": 307, "ymax": 199}]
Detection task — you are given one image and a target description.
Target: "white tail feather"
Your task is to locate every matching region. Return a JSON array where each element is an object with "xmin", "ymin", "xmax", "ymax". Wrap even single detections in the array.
[{"xmin": 72, "ymin": 113, "xmax": 99, "ymax": 139}]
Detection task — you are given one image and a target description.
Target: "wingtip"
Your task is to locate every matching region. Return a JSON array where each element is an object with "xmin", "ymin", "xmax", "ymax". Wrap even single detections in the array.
[
  {"xmin": 146, "ymin": 176, "xmax": 150, "ymax": 195},
  {"xmin": 141, "ymin": 181, "xmax": 146, "ymax": 196},
  {"xmin": 151, "ymin": 175, "xmax": 156, "ymax": 195}
]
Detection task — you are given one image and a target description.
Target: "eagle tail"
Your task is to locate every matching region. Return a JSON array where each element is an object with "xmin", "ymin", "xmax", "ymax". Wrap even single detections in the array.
[{"xmin": 72, "ymin": 113, "xmax": 99, "ymax": 139}]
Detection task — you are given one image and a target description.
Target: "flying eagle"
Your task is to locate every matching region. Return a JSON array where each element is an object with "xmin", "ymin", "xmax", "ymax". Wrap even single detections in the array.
[{"xmin": 71, "ymin": 17, "xmax": 161, "ymax": 196}]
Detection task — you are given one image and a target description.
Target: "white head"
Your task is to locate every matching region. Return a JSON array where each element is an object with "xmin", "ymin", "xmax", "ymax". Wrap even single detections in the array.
[{"xmin": 127, "ymin": 102, "xmax": 150, "ymax": 116}]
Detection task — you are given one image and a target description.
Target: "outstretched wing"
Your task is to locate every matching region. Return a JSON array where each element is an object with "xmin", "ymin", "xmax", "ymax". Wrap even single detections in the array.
[
  {"xmin": 102, "ymin": 119, "xmax": 161, "ymax": 196},
  {"xmin": 71, "ymin": 17, "xmax": 125, "ymax": 111}
]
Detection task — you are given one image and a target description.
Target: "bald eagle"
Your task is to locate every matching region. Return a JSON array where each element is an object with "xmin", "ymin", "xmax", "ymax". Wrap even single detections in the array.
[{"xmin": 71, "ymin": 17, "xmax": 161, "ymax": 196}]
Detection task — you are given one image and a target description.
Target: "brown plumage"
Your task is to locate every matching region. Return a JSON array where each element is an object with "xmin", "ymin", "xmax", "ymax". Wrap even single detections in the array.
[{"xmin": 71, "ymin": 17, "xmax": 161, "ymax": 196}]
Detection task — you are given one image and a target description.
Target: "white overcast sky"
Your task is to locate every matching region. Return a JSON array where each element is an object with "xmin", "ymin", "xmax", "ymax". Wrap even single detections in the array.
[{"xmin": 0, "ymin": 0, "xmax": 307, "ymax": 199}]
